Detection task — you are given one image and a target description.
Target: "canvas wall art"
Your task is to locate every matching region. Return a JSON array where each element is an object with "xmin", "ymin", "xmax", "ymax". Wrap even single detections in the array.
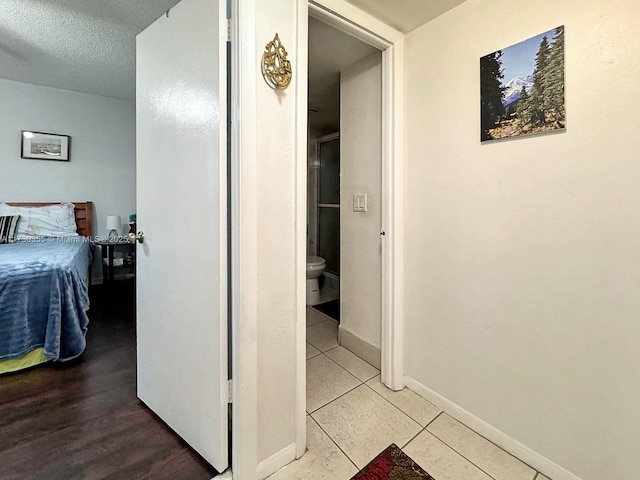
[{"xmin": 480, "ymin": 26, "xmax": 565, "ymax": 142}]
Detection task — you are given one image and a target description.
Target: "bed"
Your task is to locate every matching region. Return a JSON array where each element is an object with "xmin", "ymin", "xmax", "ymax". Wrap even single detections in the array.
[{"xmin": 0, "ymin": 202, "xmax": 94, "ymax": 374}]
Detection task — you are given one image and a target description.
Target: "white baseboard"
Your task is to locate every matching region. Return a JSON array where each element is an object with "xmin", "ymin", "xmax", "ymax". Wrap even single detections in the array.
[
  {"xmin": 257, "ymin": 443, "xmax": 297, "ymax": 480},
  {"xmin": 338, "ymin": 326, "xmax": 381, "ymax": 369},
  {"xmin": 404, "ymin": 376, "xmax": 583, "ymax": 480}
]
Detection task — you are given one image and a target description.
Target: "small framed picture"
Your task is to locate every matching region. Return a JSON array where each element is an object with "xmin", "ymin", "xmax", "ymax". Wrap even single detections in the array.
[{"xmin": 21, "ymin": 131, "xmax": 71, "ymax": 161}]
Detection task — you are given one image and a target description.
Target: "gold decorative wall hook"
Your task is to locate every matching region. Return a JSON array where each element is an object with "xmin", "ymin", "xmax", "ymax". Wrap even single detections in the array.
[{"xmin": 261, "ymin": 33, "xmax": 292, "ymax": 90}]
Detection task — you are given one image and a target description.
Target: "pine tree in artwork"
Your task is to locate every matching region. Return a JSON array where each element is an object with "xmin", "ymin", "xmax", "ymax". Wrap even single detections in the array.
[
  {"xmin": 543, "ymin": 26, "xmax": 565, "ymax": 126},
  {"xmin": 516, "ymin": 85, "xmax": 530, "ymax": 125},
  {"xmin": 528, "ymin": 36, "xmax": 551, "ymax": 126},
  {"xmin": 480, "ymin": 50, "xmax": 506, "ymax": 140},
  {"xmin": 533, "ymin": 36, "xmax": 551, "ymax": 95}
]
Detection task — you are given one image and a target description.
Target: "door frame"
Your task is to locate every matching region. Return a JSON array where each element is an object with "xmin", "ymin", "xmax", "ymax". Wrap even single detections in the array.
[
  {"xmin": 295, "ymin": 0, "xmax": 406, "ymax": 458},
  {"xmin": 229, "ymin": 0, "xmax": 258, "ymax": 478},
  {"xmin": 229, "ymin": 0, "xmax": 405, "ymax": 476}
]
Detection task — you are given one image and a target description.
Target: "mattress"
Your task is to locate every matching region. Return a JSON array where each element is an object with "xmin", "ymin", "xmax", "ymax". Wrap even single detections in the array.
[{"xmin": 0, "ymin": 238, "xmax": 92, "ymax": 372}]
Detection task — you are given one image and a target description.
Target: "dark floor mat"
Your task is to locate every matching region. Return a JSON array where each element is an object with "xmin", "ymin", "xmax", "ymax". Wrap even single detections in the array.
[
  {"xmin": 351, "ymin": 444, "xmax": 434, "ymax": 479},
  {"xmin": 313, "ymin": 299, "xmax": 340, "ymax": 322}
]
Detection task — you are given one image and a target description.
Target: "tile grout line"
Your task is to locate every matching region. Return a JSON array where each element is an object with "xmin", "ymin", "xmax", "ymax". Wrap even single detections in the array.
[
  {"xmin": 305, "ymin": 341, "xmax": 322, "ymax": 360},
  {"xmin": 308, "ymin": 305, "xmax": 339, "ymax": 324},
  {"xmin": 309, "ymin": 359, "xmax": 422, "ymax": 458},
  {"xmin": 427, "ymin": 413, "xmax": 542, "ymax": 478},
  {"xmin": 307, "ymin": 327, "xmax": 361, "ymax": 414},
  {"xmin": 400, "ymin": 427, "xmax": 426, "ymax": 450},
  {"xmin": 320, "ymin": 350, "xmax": 364, "ymax": 382},
  {"xmin": 324, "ymin": 350, "xmax": 380, "ymax": 382},
  {"xmin": 305, "ymin": 319, "xmax": 327, "ymax": 328},
  {"xmin": 323, "ymin": 345, "xmax": 341, "ymax": 354},
  {"xmin": 309, "ymin": 374, "xmax": 426, "ymax": 470},
  {"xmin": 307, "ymin": 317, "xmax": 380, "ymax": 372},
  {"xmin": 307, "ymin": 371, "xmax": 364, "ymax": 414},
  {"xmin": 423, "ymin": 428, "xmax": 500, "ymax": 480},
  {"xmin": 361, "ymin": 381, "xmax": 436, "ymax": 429},
  {"xmin": 423, "ymin": 410, "xmax": 444, "ymax": 429},
  {"xmin": 324, "ymin": 344, "xmax": 381, "ymax": 371},
  {"xmin": 306, "ymin": 323, "xmax": 339, "ymax": 353},
  {"xmin": 307, "ymin": 311, "xmax": 339, "ymax": 328},
  {"xmin": 308, "ymin": 330, "xmax": 426, "ymax": 449},
  {"xmin": 310, "ymin": 375, "xmax": 536, "ymax": 480},
  {"xmin": 307, "ymin": 316, "xmax": 543, "ymax": 480},
  {"xmin": 309, "ymin": 411, "xmax": 360, "ymax": 471},
  {"xmin": 305, "ymin": 311, "xmax": 331, "ymax": 328}
]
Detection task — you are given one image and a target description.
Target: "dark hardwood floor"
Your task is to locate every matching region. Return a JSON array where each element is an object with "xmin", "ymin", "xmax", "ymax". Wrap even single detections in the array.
[{"xmin": 0, "ymin": 280, "xmax": 217, "ymax": 480}]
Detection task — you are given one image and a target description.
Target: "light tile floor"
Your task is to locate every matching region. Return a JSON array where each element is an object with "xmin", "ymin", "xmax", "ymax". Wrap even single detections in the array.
[{"xmin": 268, "ymin": 307, "xmax": 552, "ymax": 480}]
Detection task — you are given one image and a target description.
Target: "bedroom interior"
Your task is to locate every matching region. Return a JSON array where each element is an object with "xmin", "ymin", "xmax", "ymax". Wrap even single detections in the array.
[
  {"xmin": 0, "ymin": 202, "xmax": 93, "ymax": 374},
  {"xmin": 0, "ymin": 0, "xmax": 217, "ymax": 478}
]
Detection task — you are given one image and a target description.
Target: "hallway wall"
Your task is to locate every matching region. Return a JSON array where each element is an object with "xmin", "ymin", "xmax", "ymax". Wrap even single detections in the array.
[
  {"xmin": 254, "ymin": 0, "xmax": 302, "ymax": 475},
  {"xmin": 339, "ymin": 52, "xmax": 383, "ymax": 363},
  {"xmin": 403, "ymin": 1, "xmax": 640, "ymax": 479},
  {"xmin": 0, "ymin": 79, "xmax": 135, "ymax": 239}
]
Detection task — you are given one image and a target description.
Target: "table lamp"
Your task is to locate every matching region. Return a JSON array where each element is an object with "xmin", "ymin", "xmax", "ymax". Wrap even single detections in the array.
[{"xmin": 106, "ymin": 215, "xmax": 121, "ymax": 240}]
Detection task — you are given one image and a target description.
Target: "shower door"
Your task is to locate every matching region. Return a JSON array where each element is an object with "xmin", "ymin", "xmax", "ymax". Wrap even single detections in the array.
[{"xmin": 317, "ymin": 134, "xmax": 340, "ymax": 275}]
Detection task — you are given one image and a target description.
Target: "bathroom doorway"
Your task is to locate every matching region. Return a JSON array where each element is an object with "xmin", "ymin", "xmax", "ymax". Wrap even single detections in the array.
[
  {"xmin": 305, "ymin": 11, "xmax": 385, "ymax": 408},
  {"xmin": 295, "ymin": 0, "xmax": 406, "ymax": 460}
]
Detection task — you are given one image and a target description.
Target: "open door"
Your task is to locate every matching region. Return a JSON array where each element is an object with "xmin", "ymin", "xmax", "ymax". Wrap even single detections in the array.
[{"xmin": 135, "ymin": 0, "xmax": 228, "ymax": 472}]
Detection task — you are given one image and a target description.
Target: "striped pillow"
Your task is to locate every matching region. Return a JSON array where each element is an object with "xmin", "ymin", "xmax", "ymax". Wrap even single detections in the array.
[{"xmin": 0, "ymin": 215, "xmax": 20, "ymax": 244}]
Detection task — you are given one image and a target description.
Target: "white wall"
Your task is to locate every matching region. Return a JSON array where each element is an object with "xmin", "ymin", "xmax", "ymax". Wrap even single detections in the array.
[
  {"xmin": 0, "ymin": 79, "xmax": 136, "ymax": 238},
  {"xmin": 254, "ymin": 0, "xmax": 301, "ymax": 472},
  {"xmin": 403, "ymin": 1, "xmax": 640, "ymax": 479},
  {"xmin": 340, "ymin": 52, "xmax": 383, "ymax": 358}
]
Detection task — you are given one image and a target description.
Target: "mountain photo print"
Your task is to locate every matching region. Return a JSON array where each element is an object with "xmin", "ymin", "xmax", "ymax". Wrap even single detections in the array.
[{"xmin": 480, "ymin": 26, "xmax": 565, "ymax": 142}]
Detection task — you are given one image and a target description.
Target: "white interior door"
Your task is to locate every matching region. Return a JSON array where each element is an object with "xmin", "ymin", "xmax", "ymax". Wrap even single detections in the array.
[{"xmin": 135, "ymin": 0, "xmax": 228, "ymax": 472}]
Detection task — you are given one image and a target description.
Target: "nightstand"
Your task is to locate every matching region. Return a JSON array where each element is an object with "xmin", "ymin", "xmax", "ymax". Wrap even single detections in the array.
[{"xmin": 96, "ymin": 240, "xmax": 135, "ymax": 283}]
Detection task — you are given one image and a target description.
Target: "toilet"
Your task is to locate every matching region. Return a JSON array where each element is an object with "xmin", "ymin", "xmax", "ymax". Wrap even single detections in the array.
[{"xmin": 306, "ymin": 256, "xmax": 326, "ymax": 305}]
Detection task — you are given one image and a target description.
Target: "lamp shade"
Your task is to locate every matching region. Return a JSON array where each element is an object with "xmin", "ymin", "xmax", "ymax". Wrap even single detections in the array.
[{"xmin": 105, "ymin": 215, "xmax": 121, "ymax": 234}]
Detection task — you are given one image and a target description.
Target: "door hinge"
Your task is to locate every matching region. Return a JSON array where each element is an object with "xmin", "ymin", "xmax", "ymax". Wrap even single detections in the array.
[
  {"xmin": 227, "ymin": 379, "xmax": 233, "ymax": 404},
  {"xmin": 226, "ymin": 18, "xmax": 232, "ymax": 42}
]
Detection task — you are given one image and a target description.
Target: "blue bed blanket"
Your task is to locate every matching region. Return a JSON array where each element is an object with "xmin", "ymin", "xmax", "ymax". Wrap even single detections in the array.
[{"xmin": 0, "ymin": 238, "xmax": 92, "ymax": 362}]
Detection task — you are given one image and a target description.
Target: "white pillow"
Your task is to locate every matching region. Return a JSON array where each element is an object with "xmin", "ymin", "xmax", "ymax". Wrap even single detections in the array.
[{"xmin": 0, "ymin": 203, "xmax": 78, "ymax": 237}]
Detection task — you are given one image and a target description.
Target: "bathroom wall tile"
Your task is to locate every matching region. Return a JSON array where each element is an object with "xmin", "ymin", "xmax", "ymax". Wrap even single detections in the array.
[
  {"xmin": 307, "ymin": 320, "xmax": 339, "ymax": 352},
  {"xmin": 307, "ymin": 355, "xmax": 360, "ymax": 412},
  {"xmin": 312, "ymin": 385, "xmax": 422, "ymax": 468},
  {"xmin": 307, "ymin": 342, "xmax": 321, "ymax": 360},
  {"xmin": 325, "ymin": 346, "xmax": 379, "ymax": 382},
  {"xmin": 404, "ymin": 430, "xmax": 493, "ymax": 480},
  {"xmin": 267, "ymin": 417, "xmax": 357, "ymax": 480},
  {"xmin": 366, "ymin": 375, "xmax": 440, "ymax": 427},
  {"xmin": 427, "ymin": 414, "xmax": 536, "ymax": 480}
]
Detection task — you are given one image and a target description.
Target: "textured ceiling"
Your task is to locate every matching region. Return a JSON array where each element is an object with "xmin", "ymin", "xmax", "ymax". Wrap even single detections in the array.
[
  {"xmin": 0, "ymin": 0, "xmax": 181, "ymax": 100},
  {"xmin": 308, "ymin": 17, "xmax": 378, "ymax": 136},
  {"xmin": 0, "ymin": 1, "xmax": 467, "ymax": 101},
  {"xmin": 344, "ymin": 0, "xmax": 468, "ymax": 33}
]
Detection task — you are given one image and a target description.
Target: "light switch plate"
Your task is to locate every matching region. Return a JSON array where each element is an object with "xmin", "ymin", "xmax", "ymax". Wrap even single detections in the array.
[{"xmin": 353, "ymin": 193, "xmax": 367, "ymax": 212}]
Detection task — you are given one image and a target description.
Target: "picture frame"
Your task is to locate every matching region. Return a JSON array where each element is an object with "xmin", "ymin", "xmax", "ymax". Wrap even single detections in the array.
[
  {"xmin": 21, "ymin": 131, "xmax": 71, "ymax": 161},
  {"xmin": 480, "ymin": 26, "xmax": 565, "ymax": 142}
]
